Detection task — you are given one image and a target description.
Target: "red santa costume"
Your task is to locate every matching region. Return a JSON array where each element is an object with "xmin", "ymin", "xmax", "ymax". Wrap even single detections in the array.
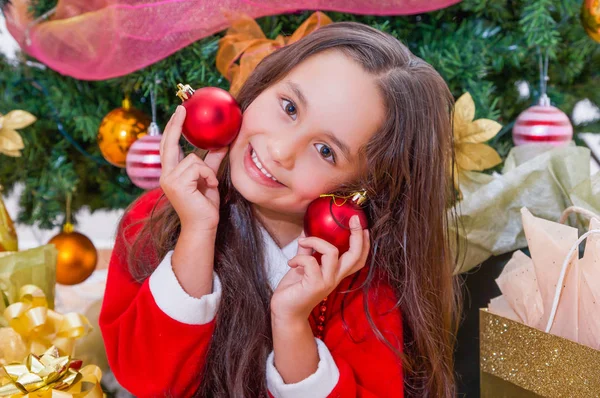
[{"xmin": 100, "ymin": 189, "xmax": 404, "ymax": 397}]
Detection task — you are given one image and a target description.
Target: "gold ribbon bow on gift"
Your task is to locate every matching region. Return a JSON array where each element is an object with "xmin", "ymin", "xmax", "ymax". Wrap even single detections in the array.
[
  {"xmin": 2, "ymin": 285, "xmax": 91, "ymax": 358},
  {"xmin": 216, "ymin": 11, "xmax": 332, "ymax": 96},
  {"xmin": 0, "ymin": 346, "xmax": 103, "ymax": 398}
]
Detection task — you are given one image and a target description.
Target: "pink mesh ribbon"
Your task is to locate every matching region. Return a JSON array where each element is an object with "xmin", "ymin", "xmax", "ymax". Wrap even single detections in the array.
[{"xmin": 4, "ymin": 0, "xmax": 461, "ymax": 81}]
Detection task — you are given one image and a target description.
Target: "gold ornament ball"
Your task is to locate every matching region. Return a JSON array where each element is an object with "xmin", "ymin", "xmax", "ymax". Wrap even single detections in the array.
[
  {"xmin": 582, "ymin": 0, "xmax": 600, "ymax": 43},
  {"xmin": 97, "ymin": 98, "xmax": 150, "ymax": 168},
  {"xmin": 48, "ymin": 224, "xmax": 98, "ymax": 285}
]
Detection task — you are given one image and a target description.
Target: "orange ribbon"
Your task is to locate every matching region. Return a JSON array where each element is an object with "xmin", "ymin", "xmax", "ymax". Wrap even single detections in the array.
[{"xmin": 216, "ymin": 12, "xmax": 332, "ymax": 96}]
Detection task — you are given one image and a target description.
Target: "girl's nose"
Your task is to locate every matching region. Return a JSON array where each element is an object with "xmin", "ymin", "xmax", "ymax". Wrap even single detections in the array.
[{"xmin": 268, "ymin": 138, "xmax": 298, "ymax": 169}]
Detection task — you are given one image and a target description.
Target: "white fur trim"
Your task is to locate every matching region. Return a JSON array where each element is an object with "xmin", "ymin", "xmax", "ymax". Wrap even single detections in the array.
[
  {"xmin": 266, "ymin": 338, "xmax": 340, "ymax": 398},
  {"xmin": 260, "ymin": 227, "xmax": 299, "ymax": 289},
  {"xmin": 149, "ymin": 250, "xmax": 221, "ymax": 325}
]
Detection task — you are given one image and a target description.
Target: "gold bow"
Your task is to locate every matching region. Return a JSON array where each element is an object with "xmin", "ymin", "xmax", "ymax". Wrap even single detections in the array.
[
  {"xmin": 0, "ymin": 111, "xmax": 36, "ymax": 158},
  {"xmin": 0, "ymin": 346, "xmax": 103, "ymax": 397},
  {"xmin": 217, "ymin": 11, "xmax": 332, "ymax": 96},
  {"xmin": 2, "ymin": 285, "xmax": 91, "ymax": 360}
]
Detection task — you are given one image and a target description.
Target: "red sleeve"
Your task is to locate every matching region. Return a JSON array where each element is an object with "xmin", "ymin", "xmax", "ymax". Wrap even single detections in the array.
[
  {"xmin": 99, "ymin": 189, "xmax": 214, "ymax": 398},
  {"xmin": 325, "ymin": 279, "xmax": 404, "ymax": 397}
]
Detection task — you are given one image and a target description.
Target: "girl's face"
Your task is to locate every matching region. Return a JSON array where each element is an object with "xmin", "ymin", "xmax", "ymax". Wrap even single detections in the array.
[{"xmin": 229, "ymin": 50, "xmax": 385, "ymax": 220}]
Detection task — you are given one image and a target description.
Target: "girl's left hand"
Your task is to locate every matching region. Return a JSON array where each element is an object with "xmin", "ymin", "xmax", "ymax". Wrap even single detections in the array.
[{"xmin": 270, "ymin": 215, "xmax": 370, "ymax": 322}]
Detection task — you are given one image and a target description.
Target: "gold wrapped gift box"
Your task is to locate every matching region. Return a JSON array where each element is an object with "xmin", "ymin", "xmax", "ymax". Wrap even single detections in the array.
[{"xmin": 480, "ymin": 309, "xmax": 600, "ymax": 397}]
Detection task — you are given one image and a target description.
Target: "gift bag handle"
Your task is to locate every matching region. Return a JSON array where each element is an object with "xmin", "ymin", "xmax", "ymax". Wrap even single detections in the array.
[
  {"xmin": 546, "ymin": 206, "xmax": 600, "ymax": 333},
  {"xmin": 558, "ymin": 206, "xmax": 600, "ymax": 225}
]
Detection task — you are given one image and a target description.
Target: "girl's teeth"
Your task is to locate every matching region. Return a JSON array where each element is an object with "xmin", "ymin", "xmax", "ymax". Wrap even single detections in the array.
[{"xmin": 251, "ymin": 149, "xmax": 278, "ymax": 182}]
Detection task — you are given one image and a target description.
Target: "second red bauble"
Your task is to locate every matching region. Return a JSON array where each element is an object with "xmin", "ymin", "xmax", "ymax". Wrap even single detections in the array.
[
  {"xmin": 304, "ymin": 196, "xmax": 368, "ymax": 261},
  {"xmin": 178, "ymin": 85, "xmax": 243, "ymax": 150}
]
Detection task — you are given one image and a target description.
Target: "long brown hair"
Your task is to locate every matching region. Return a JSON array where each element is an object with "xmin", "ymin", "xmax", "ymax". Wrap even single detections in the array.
[{"xmin": 127, "ymin": 22, "xmax": 460, "ymax": 397}]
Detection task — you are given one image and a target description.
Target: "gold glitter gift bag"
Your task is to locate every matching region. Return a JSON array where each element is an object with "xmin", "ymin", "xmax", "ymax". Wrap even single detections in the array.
[{"xmin": 481, "ymin": 207, "xmax": 600, "ymax": 397}]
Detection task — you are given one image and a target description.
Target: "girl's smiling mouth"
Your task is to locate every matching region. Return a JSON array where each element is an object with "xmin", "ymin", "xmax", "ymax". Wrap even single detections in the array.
[{"xmin": 244, "ymin": 143, "xmax": 286, "ymax": 187}]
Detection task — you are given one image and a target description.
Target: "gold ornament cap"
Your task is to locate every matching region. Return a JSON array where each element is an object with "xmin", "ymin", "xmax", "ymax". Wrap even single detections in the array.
[
  {"xmin": 122, "ymin": 96, "xmax": 131, "ymax": 110},
  {"xmin": 351, "ymin": 190, "xmax": 368, "ymax": 206},
  {"xmin": 176, "ymin": 83, "xmax": 195, "ymax": 102},
  {"xmin": 62, "ymin": 222, "xmax": 74, "ymax": 233}
]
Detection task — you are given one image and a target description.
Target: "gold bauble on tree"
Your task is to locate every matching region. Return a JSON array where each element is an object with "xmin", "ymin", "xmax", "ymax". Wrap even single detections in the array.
[
  {"xmin": 582, "ymin": 0, "xmax": 600, "ymax": 43},
  {"xmin": 48, "ymin": 222, "xmax": 98, "ymax": 285},
  {"xmin": 97, "ymin": 97, "xmax": 150, "ymax": 168}
]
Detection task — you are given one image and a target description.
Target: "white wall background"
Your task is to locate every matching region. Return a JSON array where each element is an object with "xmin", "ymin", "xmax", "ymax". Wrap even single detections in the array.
[
  {"xmin": 3, "ymin": 183, "xmax": 124, "ymax": 249},
  {"xmin": 1, "ymin": 14, "xmax": 599, "ymax": 250}
]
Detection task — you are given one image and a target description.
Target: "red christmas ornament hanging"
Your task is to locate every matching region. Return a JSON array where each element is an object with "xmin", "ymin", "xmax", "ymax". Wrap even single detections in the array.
[
  {"xmin": 176, "ymin": 83, "xmax": 243, "ymax": 150},
  {"xmin": 512, "ymin": 94, "xmax": 573, "ymax": 146},
  {"xmin": 126, "ymin": 122, "xmax": 184, "ymax": 190},
  {"xmin": 513, "ymin": 52, "xmax": 573, "ymax": 147},
  {"xmin": 304, "ymin": 191, "xmax": 368, "ymax": 262}
]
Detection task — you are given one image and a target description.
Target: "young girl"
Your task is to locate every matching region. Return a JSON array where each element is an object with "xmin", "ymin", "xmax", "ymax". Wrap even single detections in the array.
[{"xmin": 100, "ymin": 21, "xmax": 459, "ymax": 398}]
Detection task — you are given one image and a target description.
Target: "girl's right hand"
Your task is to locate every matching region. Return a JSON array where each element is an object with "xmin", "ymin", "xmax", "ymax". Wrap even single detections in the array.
[{"xmin": 160, "ymin": 105, "xmax": 229, "ymax": 233}]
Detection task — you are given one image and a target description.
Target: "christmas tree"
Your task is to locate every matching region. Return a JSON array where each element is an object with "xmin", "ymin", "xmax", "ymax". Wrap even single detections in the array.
[{"xmin": 0, "ymin": 0, "xmax": 598, "ymax": 229}]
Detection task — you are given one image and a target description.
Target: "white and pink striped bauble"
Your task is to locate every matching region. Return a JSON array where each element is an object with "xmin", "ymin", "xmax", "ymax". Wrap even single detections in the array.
[
  {"xmin": 126, "ymin": 123, "xmax": 183, "ymax": 190},
  {"xmin": 513, "ymin": 97, "xmax": 573, "ymax": 146}
]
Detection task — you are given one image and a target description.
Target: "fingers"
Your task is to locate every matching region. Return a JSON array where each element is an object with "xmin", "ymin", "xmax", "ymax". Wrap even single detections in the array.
[
  {"xmin": 298, "ymin": 236, "xmax": 339, "ymax": 285},
  {"xmin": 339, "ymin": 216, "xmax": 371, "ymax": 278},
  {"xmin": 159, "ymin": 112, "xmax": 176, "ymax": 156},
  {"xmin": 178, "ymin": 160, "xmax": 219, "ymax": 189},
  {"xmin": 298, "ymin": 236, "xmax": 338, "ymax": 259},
  {"xmin": 338, "ymin": 216, "xmax": 366, "ymax": 273},
  {"xmin": 356, "ymin": 229, "xmax": 371, "ymax": 271},
  {"xmin": 204, "ymin": 146, "xmax": 229, "ymax": 176},
  {"xmin": 172, "ymin": 153, "xmax": 216, "ymax": 182},
  {"xmin": 291, "ymin": 215, "xmax": 370, "ymax": 290},
  {"xmin": 160, "ymin": 106, "xmax": 186, "ymax": 175},
  {"xmin": 296, "ymin": 231, "xmax": 313, "ymax": 256},
  {"xmin": 287, "ymin": 255, "xmax": 324, "ymax": 286},
  {"xmin": 160, "ymin": 153, "xmax": 218, "ymax": 196}
]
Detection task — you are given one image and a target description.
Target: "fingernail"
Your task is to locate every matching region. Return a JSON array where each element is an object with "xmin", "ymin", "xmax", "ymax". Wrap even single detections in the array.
[{"xmin": 176, "ymin": 105, "xmax": 184, "ymax": 114}]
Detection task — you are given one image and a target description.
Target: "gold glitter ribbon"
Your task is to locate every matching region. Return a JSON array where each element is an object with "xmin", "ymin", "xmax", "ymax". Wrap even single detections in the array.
[
  {"xmin": 480, "ymin": 309, "xmax": 600, "ymax": 397},
  {"xmin": 0, "ymin": 346, "xmax": 103, "ymax": 397},
  {"xmin": 2, "ymin": 285, "xmax": 91, "ymax": 359},
  {"xmin": 216, "ymin": 11, "xmax": 332, "ymax": 96}
]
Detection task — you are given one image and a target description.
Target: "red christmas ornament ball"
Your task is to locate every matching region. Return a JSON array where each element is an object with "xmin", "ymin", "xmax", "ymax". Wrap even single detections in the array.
[
  {"xmin": 304, "ymin": 195, "xmax": 368, "ymax": 261},
  {"xmin": 178, "ymin": 85, "xmax": 242, "ymax": 150}
]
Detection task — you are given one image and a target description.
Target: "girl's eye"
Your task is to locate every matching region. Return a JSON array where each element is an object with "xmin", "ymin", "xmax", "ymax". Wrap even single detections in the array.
[
  {"xmin": 315, "ymin": 143, "xmax": 336, "ymax": 164},
  {"xmin": 281, "ymin": 99, "xmax": 297, "ymax": 120}
]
